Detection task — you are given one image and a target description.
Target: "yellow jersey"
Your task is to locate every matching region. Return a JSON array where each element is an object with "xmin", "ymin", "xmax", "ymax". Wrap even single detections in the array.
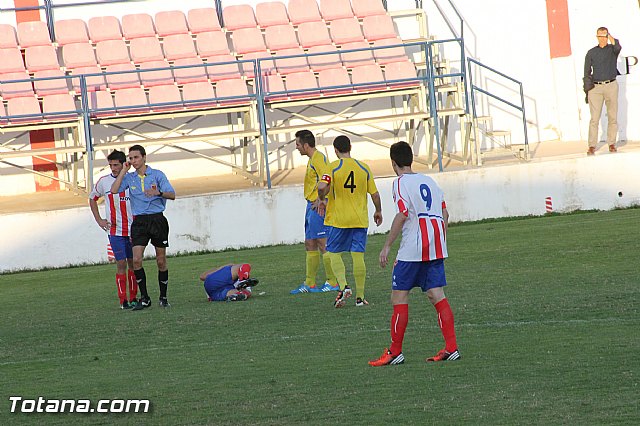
[
  {"xmin": 304, "ymin": 150, "xmax": 329, "ymax": 202},
  {"xmin": 323, "ymin": 158, "xmax": 378, "ymax": 228}
]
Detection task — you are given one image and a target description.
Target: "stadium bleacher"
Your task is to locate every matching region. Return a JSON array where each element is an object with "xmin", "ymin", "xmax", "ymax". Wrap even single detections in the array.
[
  {"xmin": 0, "ymin": 0, "xmax": 467, "ymax": 190},
  {"xmin": 0, "ymin": 0, "xmax": 423, "ymax": 122}
]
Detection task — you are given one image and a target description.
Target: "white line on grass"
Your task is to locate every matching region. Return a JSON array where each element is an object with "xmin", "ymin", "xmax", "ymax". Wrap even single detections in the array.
[{"xmin": 1, "ymin": 317, "xmax": 636, "ymax": 367}]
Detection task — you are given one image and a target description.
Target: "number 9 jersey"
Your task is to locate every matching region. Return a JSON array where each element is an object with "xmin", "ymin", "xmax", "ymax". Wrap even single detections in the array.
[
  {"xmin": 322, "ymin": 158, "xmax": 378, "ymax": 229},
  {"xmin": 393, "ymin": 173, "xmax": 448, "ymax": 262}
]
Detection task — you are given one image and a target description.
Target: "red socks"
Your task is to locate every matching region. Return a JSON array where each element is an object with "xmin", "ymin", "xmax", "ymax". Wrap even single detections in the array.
[
  {"xmin": 389, "ymin": 304, "xmax": 409, "ymax": 356},
  {"xmin": 115, "ymin": 274, "xmax": 126, "ymax": 304},
  {"xmin": 435, "ymin": 298, "xmax": 458, "ymax": 352},
  {"xmin": 127, "ymin": 270, "xmax": 138, "ymax": 301}
]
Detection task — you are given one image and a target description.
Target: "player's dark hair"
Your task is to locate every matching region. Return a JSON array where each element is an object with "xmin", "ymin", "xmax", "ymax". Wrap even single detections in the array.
[
  {"xmin": 295, "ymin": 130, "xmax": 315, "ymax": 147},
  {"xmin": 597, "ymin": 26, "xmax": 608, "ymax": 33},
  {"xmin": 107, "ymin": 150, "xmax": 126, "ymax": 164},
  {"xmin": 333, "ymin": 135, "xmax": 351, "ymax": 153},
  {"xmin": 390, "ymin": 141, "xmax": 413, "ymax": 167},
  {"xmin": 129, "ymin": 144, "xmax": 146, "ymax": 156}
]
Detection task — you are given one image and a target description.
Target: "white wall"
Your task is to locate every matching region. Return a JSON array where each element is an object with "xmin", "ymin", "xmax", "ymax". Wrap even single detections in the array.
[{"xmin": 3, "ymin": 151, "xmax": 640, "ymax": 273}]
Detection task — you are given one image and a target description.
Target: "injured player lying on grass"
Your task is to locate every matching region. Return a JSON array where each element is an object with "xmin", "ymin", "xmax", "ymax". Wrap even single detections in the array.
[{"xmin": 200, "ymin": 263, "xmax": 259, "ymax": 302}]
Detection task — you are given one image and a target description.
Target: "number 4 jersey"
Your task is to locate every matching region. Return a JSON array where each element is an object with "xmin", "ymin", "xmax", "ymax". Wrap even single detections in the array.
[
  {"xmin": 393, "ymin": 173, "xmax": 448, "ymax": 262},
  {"xmin": 322, "ymin": 158, "xmax": 378, "ymax": 229}
]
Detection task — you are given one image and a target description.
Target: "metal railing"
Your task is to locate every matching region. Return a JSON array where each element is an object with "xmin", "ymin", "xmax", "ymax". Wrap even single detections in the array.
[
  {"xmin": 0, "ymin": 39, "xmax": 467, "ymax": 185},
  {"xmin": 467, "ymin": 58, "xmax": 529, "ymax": 153},
  {"xmin": 431, "ymin": 0, "xmax": 469, "ymax": 115}
]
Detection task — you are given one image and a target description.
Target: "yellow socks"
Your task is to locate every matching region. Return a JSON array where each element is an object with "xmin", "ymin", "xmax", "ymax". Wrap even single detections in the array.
[
  {"xmin": 328, "ymin": 252, "xmax": 347, "ymax": 290},
  {"xmin": 322, "ymin": 252, "xmax": 337, "ymax": 287},
  {"xmin": 351, "ymin": 251, "xmax": 366, "ymax": 299},
  {"xmin": 305, "ymin": 251, "xmax": 320, "ymax": 287}
]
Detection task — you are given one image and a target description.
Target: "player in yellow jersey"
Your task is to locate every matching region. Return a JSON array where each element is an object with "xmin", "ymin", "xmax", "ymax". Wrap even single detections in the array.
[
  {"xmin": 317, "ymin": 135, "xmax": 383, "ymax": 307},
  {"xmin": 290, "ymin": 130, "xmax": 339, "ymax": 294}
]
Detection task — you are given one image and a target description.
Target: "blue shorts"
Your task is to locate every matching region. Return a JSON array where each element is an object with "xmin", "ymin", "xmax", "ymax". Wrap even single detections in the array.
[
  {"xmin": 326, "ymin": 227, "xmax": 367, "ymax": 253},
  {"xmin": 305, "ymin": 201, "xmax": 329, "ymax": 240},
  {"xmin": 392, "ymin": 259, "xmax": 447, "ymax": 292},
  {"xmin": 204, "ymin": 265, "xmax": 235, "ymax": 301},
  {"xmin": 108, "ymin": 235, "xmax": 132, "ymax": 261}
]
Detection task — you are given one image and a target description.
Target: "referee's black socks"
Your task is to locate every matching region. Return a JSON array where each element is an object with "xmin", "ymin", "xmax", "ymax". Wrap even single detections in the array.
[
  {"xmin": 134, "ymin": 268, "xmax": 149, "ymax": 300},
  {"xmin": 159, "ymin": 270, "xmax": 168, "ymax": 299}
]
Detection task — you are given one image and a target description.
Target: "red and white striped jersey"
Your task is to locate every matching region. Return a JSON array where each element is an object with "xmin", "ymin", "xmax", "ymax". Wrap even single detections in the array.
[
  {"xmin": 392, "ymin": 173, "xmax": 448, "ymax": 262},
  {"xmin": 89, "ymin": 174, "xmax": 132, "ymax": 237}
]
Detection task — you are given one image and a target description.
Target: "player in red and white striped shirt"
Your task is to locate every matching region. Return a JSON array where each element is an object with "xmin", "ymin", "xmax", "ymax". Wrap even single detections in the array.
[
  {"xmin": 89, "ymin": 150, "xmax": 138, "ymax": 309},
  {"xmin": 369, "ymin": 141, "xmax": 459, "ymax": 366}
]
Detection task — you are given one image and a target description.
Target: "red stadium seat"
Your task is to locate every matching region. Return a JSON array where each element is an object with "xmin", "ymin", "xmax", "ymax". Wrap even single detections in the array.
[
  {"xmin": 122, "ymin": 14, "xmax": 156, "ymax": 40},
  {"xmin": 351, "ymin": 63, "xmax": 385, "ymax": 92},
  {"xmin": 148, "ymin": 84, "xmax": 183, "ymax": 112},
  {"xmin": 263, "ymin": 73, "xmax": 288, "ymax": 102},
  {"xmin": 88, "ymin": 16, "xmax": 123, "ymax": 43},
  {"xmin": 96, "ymin": 40, "xmax": 131, "ymax": 66},
  {"xmin": 88, "ymin": 90, "xmax": 115, "ymax": 118},
  {"xmin": 297, "ymin": 21, "xmax": 332, "ymax": 48},
  {"xmin": 182, "ymin": 81, "xmax": 216, "ymax": 108},
  {"xmin": 114, "ymin": 87, "xmax": 150, "ymax": 115},
  {"xmin": 256, "ymin": 2, "xmax": 290, "ymax": 28},
  {"xmin": 130, "ymin": 37, "xmax": 164, "ymax": 63},
  {"xmin": 155, "ymin": 11, "xmax": 189, "ymax": 37},
  {"xmin": 216, "ymin": 78, "xmax": 251, "ymax": 106},
  {"xmin": 241, "ymin": 51, "xmax": 275, "ymax": 78},
  {"xmin": 62, "ymin": 43, "xmax": 98, "ymax": 69},
  {"xmin": 34, "ymin": 70, "xmax": 70, "ymax": 96},
  {"xmin": 163, "ymin": 34, "xmax": 198, "ymax": 61},
  {"xmin": 351, "ymin": 0, "xmax": 387, "ymax": 18},
  {"xmin": 275, "ymin": 47, "xmax": 310, "ymax": 74},
  {"xmin": 372, "ymin": 37, "xmax": 409, "ymax": 64},
  {"xmin": 42, "ymin": 93, "xmax": 78, "ymax": 120},
  {"xmin": 384, "ymin": 60, "xmax": 420, "ymax": 88},
  {"xmin": 139, "ymin": 60, "xmax": 174, "ymax": 87},
  {"xmin": 173, "ymin": 57, "xmax": 208, "ymax": 84},
  {"xmin": 0, "ymin": 72, "xmax": 34, "ymax": 99},
  {"xmin": 329, "ymin": 18, "xmax": 364, "ymax": 45},
  {"xmin": 17, "ymin": 21, "xmax": 51, "ymax": 48},
  {"xmin": 196, "ymin": 31, "xmax": 230, "ymax": 57},
  {"xmin": 307, "ymin": 44, "xmax": 342, "ymax": 71},
  {"xmin": 340, "ymin": 41, "xmax": 375, "ymax": 68},
  {"xmin": 319, "ymin": 0, "xmax": 354, "ymax": 21},
  {"xmin": 0, "ymin": 103, "xmax": 7, "ymax": 125},
  {"xmin": 55, "ymin": 19, "xmax": 90, "ymax": 46},
  {"xmin": 0, "ymin": 24, "xmax": 18, "ymax": 48},
  {"xmin": 7, "ymin": 96, "xmax": 42, "ymax": 123},
  {"xmin": 288, "ymin": 0, "xmax": 322, "ymax": 25},
  {"xmin": 105, "ymin": 63, "xmax": 141, "ymax": 90},
  {"xmin": 187, "ymin": 8, "xmax": 222, "ymax": 34},
  {"xmin": 362, "ymin": 15, "xmax": 397, "ymax": 42},
  {"xmin": 265, "ymin": 24, "xmax": 299, "ymax": 51},
  {"xmin": 318, "ymin": 66, "xmax": 352, "ymax": 95},
  {"xmin": 285, "ymin": 70, "xmax": 319, "ymax": 99},
  {"xmin": 25, "ymin": 46, "xmax": 60, "ymax": 72},
  {"xmin": 232, "ymin": 28, "xmax": 267, "ymax": 55},
  {"xmin": 70, "ymin": 67, "xmax": 106, "ymax": 92},
  {"xmin": 223, "ymin": 5, "xmax": 258, "ymax": 31},
  {"xmin": 0, "ymin": 48, "xmax": 27, "ymax": 73},
  {"xmin": 205, "ymin": 54, "xmax": 242, "ymax": 81}
]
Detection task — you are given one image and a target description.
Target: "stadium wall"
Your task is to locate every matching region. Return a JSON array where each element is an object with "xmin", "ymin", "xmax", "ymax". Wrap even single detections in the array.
[{"xmin": 2, "ymin": 153, "xmax": 639, "ymax": 273}]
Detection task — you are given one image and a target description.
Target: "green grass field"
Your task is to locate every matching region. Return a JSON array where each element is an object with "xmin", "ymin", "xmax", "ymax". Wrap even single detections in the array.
[{"xmin": 2, "ymin": 209, "xmax": 639, "ymax": 425}]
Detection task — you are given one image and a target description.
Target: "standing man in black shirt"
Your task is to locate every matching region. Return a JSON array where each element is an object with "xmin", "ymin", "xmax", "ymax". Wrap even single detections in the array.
[{"xmin": 584, "ymin": 27, "xmax": 621, "ymax": 155}]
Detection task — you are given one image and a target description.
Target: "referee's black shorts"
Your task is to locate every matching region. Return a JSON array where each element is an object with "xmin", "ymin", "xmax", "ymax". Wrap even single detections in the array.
[{"xmin": 131, "ymin": 213, "xmax": 169, "ymax": 248}]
